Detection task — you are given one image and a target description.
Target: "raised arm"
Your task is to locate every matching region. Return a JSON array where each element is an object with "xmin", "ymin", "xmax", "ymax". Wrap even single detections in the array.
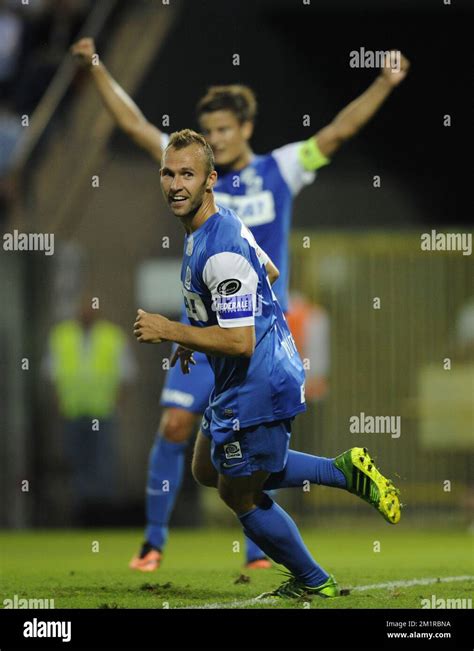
[
  {"xmin": 71, "ymin": 38, "xmax": 164, "ymax": 162},
  {"xmin": 313, "ymin": 51, "xmax": 410, "ymax": 160}
]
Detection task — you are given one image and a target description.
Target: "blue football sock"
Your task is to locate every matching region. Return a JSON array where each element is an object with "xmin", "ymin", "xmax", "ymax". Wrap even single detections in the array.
[
  {"xmin": 244, "ymin": 489, "xmax": 277, "ymax": 563},
  {"xmin": 145, "ymin": 436, "xmax": 188, "ymax": 550},
  {"xmin": 245, "ymin": 534, "xmax": 267, "ymax": 563},
  {"xmin": 239, "ymin": 495, "xmax": 329, "ymax": 587},
  {"xmin": 263, "ymin": 450, "xmax": 346, "ymax": 490}
]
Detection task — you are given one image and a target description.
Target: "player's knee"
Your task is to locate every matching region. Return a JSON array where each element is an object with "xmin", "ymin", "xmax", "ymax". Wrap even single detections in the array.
[
  {"xmin": 160, "ymin": 409, "xmax": 196, "ymax": 443},
  {"xmin": 218, "ymin": 484, "xmax": 254, "ymax": 515}
]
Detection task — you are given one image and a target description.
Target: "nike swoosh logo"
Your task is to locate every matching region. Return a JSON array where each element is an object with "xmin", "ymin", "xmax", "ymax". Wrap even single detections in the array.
[{"xmin": 222, "ymin": 461, "xmax": 245, "ymax": 468}]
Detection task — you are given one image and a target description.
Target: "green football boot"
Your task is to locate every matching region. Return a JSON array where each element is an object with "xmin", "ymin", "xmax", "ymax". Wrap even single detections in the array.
[
  {"xmin": 256, "ymin": 574, "xmax": 339, "ymax": 600},
  {"xmin": 334, "ymin": 446, "xmax": 401, "ymax": 524}
]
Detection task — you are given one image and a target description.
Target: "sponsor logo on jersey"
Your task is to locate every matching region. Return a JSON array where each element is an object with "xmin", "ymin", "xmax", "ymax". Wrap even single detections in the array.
[
  {"xmin": 223, "ymin": 441, "xmax": 242, "ymax": 460},
  {"xmin": 214, "ymin": 294, "xmax": 253, "ymax": 319},
  {"xmin": 214, "ymin": 191, "xmax": 276, "ymax": 227},
  {"xmin": 217, "ymin": 279, "xmax": 242, "ymax": 296}
]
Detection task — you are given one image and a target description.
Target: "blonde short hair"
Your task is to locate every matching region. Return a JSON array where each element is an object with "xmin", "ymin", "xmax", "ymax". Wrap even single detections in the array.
[{"xmin": 165, "ymin": 129, "xmax": 215, "ymax": 176}]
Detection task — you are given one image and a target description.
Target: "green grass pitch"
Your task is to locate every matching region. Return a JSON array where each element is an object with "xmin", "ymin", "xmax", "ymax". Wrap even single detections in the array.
[{"xmin": 1, "ymin": 527, "xmax": 472, "ymax": 609}]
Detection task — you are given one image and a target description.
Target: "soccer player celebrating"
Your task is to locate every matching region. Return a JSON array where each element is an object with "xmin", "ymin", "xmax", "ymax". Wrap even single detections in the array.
[
  {"xmin": 133, "ymin": 130, "xmax": 401, "ymax": 599},
  {"xmin": 71, "ymin": 38, "xmax": 409, "ymax": 571}
]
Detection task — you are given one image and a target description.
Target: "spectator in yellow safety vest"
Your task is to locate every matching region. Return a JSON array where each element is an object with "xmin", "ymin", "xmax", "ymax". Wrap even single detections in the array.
[{"xmin": 43, "ymin": 297, "xmax": 136, "ymax": 521}]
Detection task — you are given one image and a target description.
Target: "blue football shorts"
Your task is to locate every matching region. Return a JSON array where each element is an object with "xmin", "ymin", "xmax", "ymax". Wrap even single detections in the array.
[{"xmin": 200, "ymin": 405, "xmax": 292, "ymax": 478}]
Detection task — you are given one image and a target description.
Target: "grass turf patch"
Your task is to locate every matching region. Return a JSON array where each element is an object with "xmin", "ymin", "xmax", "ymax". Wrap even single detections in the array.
[{"xmin": 1, "ymin": 527, "xmax": 472, "ymax": 609}]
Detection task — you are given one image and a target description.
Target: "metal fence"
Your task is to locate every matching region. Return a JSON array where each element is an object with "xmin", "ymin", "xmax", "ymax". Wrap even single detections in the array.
[{"xmin": 286, "ymin": 231, "xmax": 473, "ymax": 526}]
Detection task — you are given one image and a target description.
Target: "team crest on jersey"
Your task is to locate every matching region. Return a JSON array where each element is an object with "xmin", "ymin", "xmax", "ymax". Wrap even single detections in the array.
[
  {"xmin": 223, "ymin": 441, "xmax": 242, "ymax": 460},
  {"xmin": 184, "ymin": 266, "xmax": 192, "ymax": 290},
  {"xmin": 217, "ymin": 279, "xmax": 242, "ymax": 296},
  {"xmin": 240, "ymin": 167, "xmax": 263, "ymax": 195}
]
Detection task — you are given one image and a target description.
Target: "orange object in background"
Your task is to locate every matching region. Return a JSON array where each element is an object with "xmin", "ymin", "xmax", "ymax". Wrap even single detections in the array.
[{"xmin": 286, "ymin": 293, "xmax": 330, "ymax": 402}]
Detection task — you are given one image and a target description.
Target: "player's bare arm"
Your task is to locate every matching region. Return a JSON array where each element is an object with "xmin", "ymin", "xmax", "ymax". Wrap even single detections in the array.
[
  {"xmin": 314, "ymin": 51, "xmax": 410, "ymax": 159},
  {"xmin": 134, "ymin": 309, "xmax": 256, "ymax": 358},
  {"xmin": 162, "ymin": 254, "xmax": 277, "ymax": 375},
  {"xmin": 265, "ymin": 258, "xmax": 279, "ymax": 285},
  {"xmin": 71, "ymin": 37, "xmax": 163, "ymax": 161}
]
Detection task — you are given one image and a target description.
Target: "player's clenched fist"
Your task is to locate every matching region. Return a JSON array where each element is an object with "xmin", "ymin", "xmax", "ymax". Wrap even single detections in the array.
[
  {"xmin": 133, "ymin": 309, "xmax": 168, "ymax": 344},
  {"xmin": 70, "ymin": 37, "xmax": 97, "ymax": 67},
  {"xmin": 379, "ymin": 51, "xmax": 410, "ymax": 87}
]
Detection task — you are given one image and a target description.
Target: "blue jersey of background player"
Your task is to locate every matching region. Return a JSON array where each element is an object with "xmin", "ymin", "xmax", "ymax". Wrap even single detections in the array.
[
  {"xmin": 133, "ymin": 130, "xmax": 401, "ymax": 600},
  {"xmin": 71, "ymin": 39, "xmax": 410, "ymax": 569},
  {"xmin": 213, "ymin": 141, "xmax": 314, "ymax": 313}
]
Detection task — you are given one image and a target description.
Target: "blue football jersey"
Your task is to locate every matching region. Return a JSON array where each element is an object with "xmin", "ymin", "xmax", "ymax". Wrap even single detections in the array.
[{"xmin": 180, "ymin": 205, "xmax": 306, "ymax": 431}]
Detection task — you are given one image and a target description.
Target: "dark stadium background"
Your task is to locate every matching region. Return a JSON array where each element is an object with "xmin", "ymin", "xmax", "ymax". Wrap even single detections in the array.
[{"xmin": 125, "ymin": 0, "xmax": 471, "ymax": 228}]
